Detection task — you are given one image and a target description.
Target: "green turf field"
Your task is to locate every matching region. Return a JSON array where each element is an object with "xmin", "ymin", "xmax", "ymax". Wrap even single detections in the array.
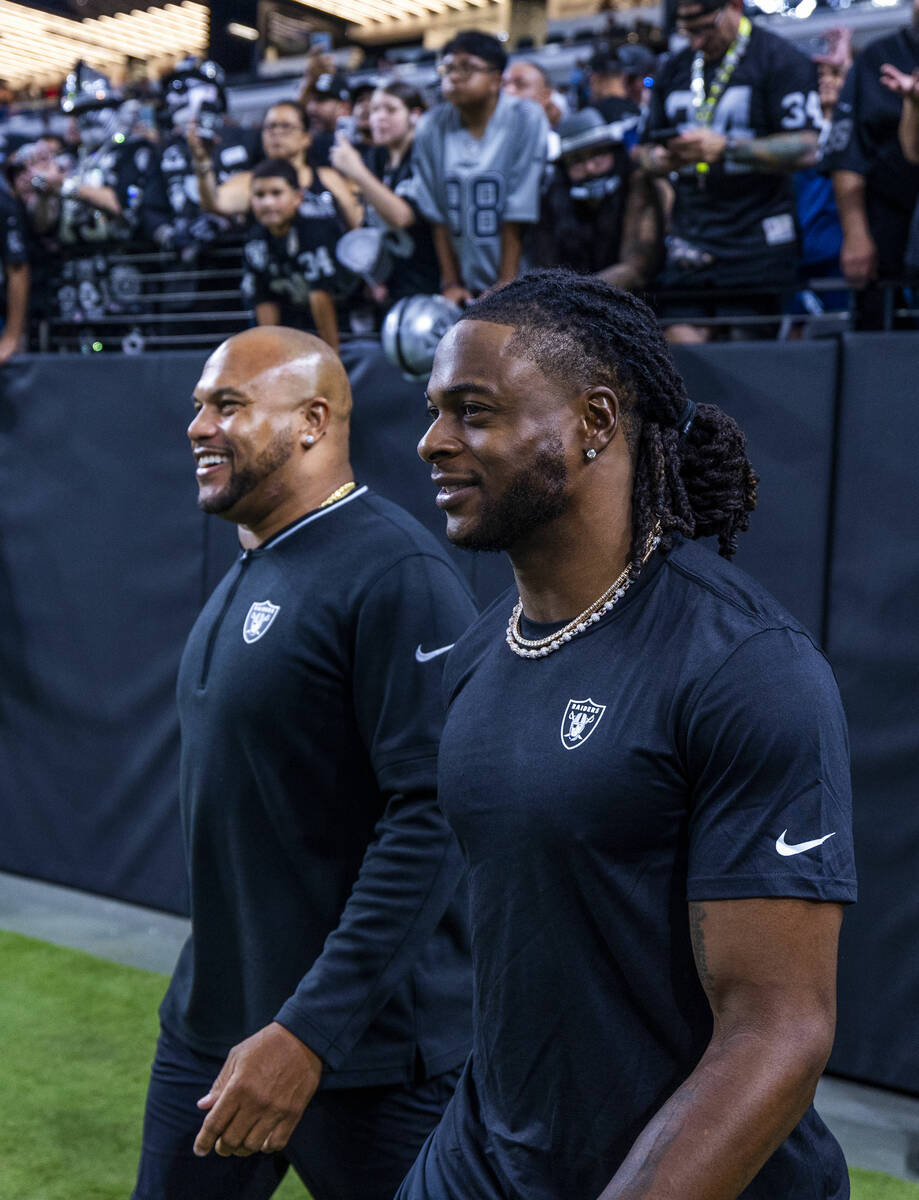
[{"xmin": 0, "ymin": 928, "xmax": 914, "ymax": 1200}]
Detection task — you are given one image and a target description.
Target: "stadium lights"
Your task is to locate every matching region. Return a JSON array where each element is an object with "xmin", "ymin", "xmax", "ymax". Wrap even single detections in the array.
[
  {"xmin": 0, "ymin": 0, "xmax": 208, "ymax": 90},
  {"xmin": 228, "ymin": 21, "xmax": 260, "ymax": 38},
  {"xmin": 290, "ymin": 0, "xmax": 507, "ymax": 25}
]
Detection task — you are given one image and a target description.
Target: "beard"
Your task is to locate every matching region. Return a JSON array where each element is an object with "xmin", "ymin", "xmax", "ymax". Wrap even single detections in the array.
[
  {"xmin": 452, "ymin": 437, "xmax": 570, "ymax": 553},
  {"xmin": 198, "ymin": 427, "xmax": 296, "ymax": 516}
]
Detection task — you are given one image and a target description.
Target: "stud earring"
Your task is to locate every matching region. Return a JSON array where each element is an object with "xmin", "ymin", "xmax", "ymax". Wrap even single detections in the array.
[
  {"xmin": 585, "ymin": 448, "xmax": 597, "ymax": 461},
  {"xmin": 305, "ymin": 435, "xmax": 315, "ymax": 445}
]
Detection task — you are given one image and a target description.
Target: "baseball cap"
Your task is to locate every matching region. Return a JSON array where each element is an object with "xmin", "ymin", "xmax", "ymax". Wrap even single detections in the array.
[{"xmin": 309, "ymin": 72, "xmax": 351, "ymax": 102}]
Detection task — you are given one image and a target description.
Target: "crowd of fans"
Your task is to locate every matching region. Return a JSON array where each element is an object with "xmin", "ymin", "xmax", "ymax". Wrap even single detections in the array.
[{"xmin": 0, "ymin": 3, "xmax": 918, "ymax": 360}]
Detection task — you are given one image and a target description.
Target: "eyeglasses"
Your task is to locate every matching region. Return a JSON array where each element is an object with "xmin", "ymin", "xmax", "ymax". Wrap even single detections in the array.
[
  {"xmin": 436, "ymin": 58, "xmax": 500, "ymax": 79},
  {"xmin": 262, "ymin": 121, "xmax": 301, "ymax": 133},
  {"xmin": 675, "ymin": 6, "xmax": 725, "ymax": 36}
]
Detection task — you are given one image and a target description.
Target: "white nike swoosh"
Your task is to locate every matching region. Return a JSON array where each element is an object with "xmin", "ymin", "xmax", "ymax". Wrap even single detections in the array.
[
  {"xmin": 775, "ymin": 830, "xmax": 836, "ymax": 857},
  {"xmin": 414, "ymin": 643, "xmax": 454, "ymax": 663}
]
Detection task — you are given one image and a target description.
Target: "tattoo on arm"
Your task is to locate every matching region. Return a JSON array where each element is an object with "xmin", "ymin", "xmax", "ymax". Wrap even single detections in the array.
[
  {"xmin": 689, "ymin": 902, "xmax": 713, "ymax": 992},
  {"xmin": 728, "ymin": 131, "xmax": 818, "ymax": 171}
]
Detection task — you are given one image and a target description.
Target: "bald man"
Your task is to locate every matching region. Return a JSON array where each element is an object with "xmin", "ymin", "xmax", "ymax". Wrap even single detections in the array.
[{"xmin": 132, "ymin": 327, "xmax": 477, "ymax": 1200}]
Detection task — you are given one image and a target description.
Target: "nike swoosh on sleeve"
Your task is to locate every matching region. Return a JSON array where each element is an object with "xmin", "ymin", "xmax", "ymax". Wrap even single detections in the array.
[
  {"xmin": 414, "ymin": 643, "xmax": 454, "ymax": 663},
  {"xmin": 775, "ymin": 830, "xmax": 836, "ymax": 856}
]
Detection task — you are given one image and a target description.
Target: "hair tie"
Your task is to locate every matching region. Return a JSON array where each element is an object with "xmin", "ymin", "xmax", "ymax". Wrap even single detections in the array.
[{"xmin": 677, "ymin": 397, "xmax": 696, "ymax": 439}]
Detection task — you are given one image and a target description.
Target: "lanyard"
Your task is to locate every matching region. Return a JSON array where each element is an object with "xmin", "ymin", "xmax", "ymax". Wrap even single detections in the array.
[{"xmin": 690, "ymin": 15, "xmax": 752, "ymax": 178}]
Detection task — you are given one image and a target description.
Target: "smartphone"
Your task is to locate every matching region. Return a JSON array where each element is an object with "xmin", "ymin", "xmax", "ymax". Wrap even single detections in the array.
[{"xmin": 645, "ymin": 126, "xmax": 682, "ymax": 144}]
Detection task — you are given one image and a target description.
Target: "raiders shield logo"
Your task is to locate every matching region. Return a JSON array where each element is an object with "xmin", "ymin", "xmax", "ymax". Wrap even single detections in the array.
[
  {"xmin": 243, "ymin": 600, "xmax": 280, "ymax": 644},
  {"xmin": 560, "ymin": 698, "xmax": 606, "ymax": 750}
]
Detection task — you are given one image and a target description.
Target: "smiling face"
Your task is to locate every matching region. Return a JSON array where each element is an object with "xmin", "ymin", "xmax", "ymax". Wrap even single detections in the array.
[
  {"xmin": 419, "ymin": 320, "xmax": 577, "ymax": 552},
  {"xmin": 189, "ymin": 341, "xmax": 306, "ymax": 526}
]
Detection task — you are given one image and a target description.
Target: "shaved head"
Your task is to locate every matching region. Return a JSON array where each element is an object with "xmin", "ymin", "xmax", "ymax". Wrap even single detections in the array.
[
  {"xmin": 190, "ymin": 326, "xmax": 356, "ymax": 546},
  {"xmin": 203, "ymin": 326, "xmax": 353, "ymax": 425}
]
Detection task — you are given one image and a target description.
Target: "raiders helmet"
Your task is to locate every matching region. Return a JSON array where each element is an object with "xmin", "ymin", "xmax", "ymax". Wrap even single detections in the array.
[
  {"xmin": 381, "ymin": 294, "xmax": 462, "ymax": 381},
  {"xmin": 60, "ymin": 62, "xmax": 120, "ymax": 115},
  {"xmin": 159, "ymin": 56, "xmax": 227, "ymax": 137}
]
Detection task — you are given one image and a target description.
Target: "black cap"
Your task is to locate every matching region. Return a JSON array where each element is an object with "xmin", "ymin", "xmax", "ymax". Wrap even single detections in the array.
[
  {"xmin": 308, "ymin": 72, "xmax": 351, "ymax": 102},
  {"xmin": 558, "ymin": 107, "xmax": 623, "ymax": 156},
  {"xmin": 615, "ymin": 44, "xmax": 657, "ymax": 76}
]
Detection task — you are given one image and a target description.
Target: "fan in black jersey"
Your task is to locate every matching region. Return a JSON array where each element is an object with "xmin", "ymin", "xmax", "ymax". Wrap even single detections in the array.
[
  {"xmin": 329, "ymin": 81, "xmax": 440, "ymax": 318},
  {"xmin": 530, "ymin": 107, "xmax": 662, "ymax": 290},
  {"xmin": 0, "ymin": 180, "xmax": 29, "ymax": 363},
  {"xmin": 191, "ymin": 100, "xmax": 361, "ymax": 232},
  {"xmin": 241, "ymin": 158, "xmax": 355, "ymax": 350},
  {"xmin": 43, "ymin": 63, "xmax": 170, "ymax": 249},
  {"xmin": 820, "ymin": 0, "xmax": 919, "ymax": 325},
  {"xmin": 637, "ymin": 0, "xmax": 820, "ymax": 342},
  {"xmin": 153, "ymin": 57, "xmax": 236, "ymax": 259}
]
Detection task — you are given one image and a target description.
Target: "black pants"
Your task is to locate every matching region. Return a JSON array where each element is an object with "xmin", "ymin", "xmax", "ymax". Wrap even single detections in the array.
[{"xmin": 132, "ymin": 1026, "xmax": 461, "ymax": 1200}]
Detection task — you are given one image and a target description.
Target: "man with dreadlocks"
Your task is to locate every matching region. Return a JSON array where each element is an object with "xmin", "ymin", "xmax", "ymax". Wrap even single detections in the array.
[{"xmin": 397, "ymin": 269, "xmax": 855, "ymax": 1200}]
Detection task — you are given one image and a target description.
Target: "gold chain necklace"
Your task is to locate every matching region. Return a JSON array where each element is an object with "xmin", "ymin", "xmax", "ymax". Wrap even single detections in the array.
[
  {"xmin": 318, "ymin": 481, "xmax": 357, "ymax": 509},
  {"xmin": 505, "ymin": 524, "xmax": 662, "ymax": 660}
]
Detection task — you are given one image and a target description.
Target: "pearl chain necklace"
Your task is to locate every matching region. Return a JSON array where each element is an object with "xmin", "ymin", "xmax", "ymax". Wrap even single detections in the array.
[{"xmin": 505, "ymin": 525, "xmax": 662, "ymax": 660}]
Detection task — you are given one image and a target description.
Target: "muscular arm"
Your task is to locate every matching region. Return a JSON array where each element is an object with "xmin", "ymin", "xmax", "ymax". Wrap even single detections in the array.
[
  {"xmin": 723, "ymin": 129, "xmax": 819, "ymax": 171},
  {"xmin": 832, "ymin": 168, "xmax": 877, "ymax": 285},
  {"xmin": 597, "ymin": 897, "xmax": 842, "ymax": 1200},
  {"xmin": 637, "ymin": 130, "xmax": 818, "ymax": 175}
]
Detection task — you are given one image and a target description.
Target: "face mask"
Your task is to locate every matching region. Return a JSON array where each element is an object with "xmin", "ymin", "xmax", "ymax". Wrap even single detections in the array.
[{"xmin": 568, "ymin": 173, "xmax": 622, "ymax": 202}]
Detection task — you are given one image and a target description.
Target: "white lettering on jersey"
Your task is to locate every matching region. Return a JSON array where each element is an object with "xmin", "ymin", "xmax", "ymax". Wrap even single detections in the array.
[{"xmin": 560, "ymin": 698, "xmax": 607, "ymax": 751}]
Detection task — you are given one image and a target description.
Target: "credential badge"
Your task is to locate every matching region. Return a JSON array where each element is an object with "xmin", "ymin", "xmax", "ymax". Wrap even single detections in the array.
[
  {"xmin": 243, "ymin": 600, "xmax": 280, "ymax": 644},
  {"xmin": 560, "ymin": 697, "xmax": 606, "ymax": 751}
]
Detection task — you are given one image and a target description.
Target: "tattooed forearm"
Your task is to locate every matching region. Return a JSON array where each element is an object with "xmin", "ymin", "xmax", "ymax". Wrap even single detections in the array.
[{"xmin": 726, "ymin": 131, "xmax": 818, "ymax": 171}]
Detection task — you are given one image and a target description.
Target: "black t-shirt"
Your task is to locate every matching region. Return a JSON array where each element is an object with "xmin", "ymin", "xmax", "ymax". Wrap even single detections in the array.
[
  {"xmin": 241, "ymin": 208, "xmax": 355, "ymax": 327},
  {"xmin": 370, "ymin": 147, "xmax": 440, "ymax": 305},
  {"xmin": 530, "ymin": 151, "xmax": 633, "ymax": 273},
  {"xmin": 397, "ymin": 537, "xmax": 855, "ymax": 1200},
  {"xmin": 57, "ymin": 137, "xmax": 168, "ymax": 246},
  {"xmin": 645, "ymin": 25, "xmax": 820, "ymax": 266},
  {"xmin": 594, "ymin": 95, "xmax": 641, "ymax": 123},
  {"xmin": 820, "ymin": 27, "xmax": 919, "ymax": 217},
  {"xmin": 161, "ymin": 487, "xmax": 478, "ymax": 1084}
]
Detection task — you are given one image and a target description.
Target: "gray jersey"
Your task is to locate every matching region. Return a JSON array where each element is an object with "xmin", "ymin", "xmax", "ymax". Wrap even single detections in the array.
[{"xmin": 410, "ymin": 92, "xmax": 547, "ymax": 294}]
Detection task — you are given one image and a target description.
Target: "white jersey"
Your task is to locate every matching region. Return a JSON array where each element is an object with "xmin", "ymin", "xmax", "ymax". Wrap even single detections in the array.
[{"xmin": 410, "ymin": 92, "xmax": 548, "ymax": 294}]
